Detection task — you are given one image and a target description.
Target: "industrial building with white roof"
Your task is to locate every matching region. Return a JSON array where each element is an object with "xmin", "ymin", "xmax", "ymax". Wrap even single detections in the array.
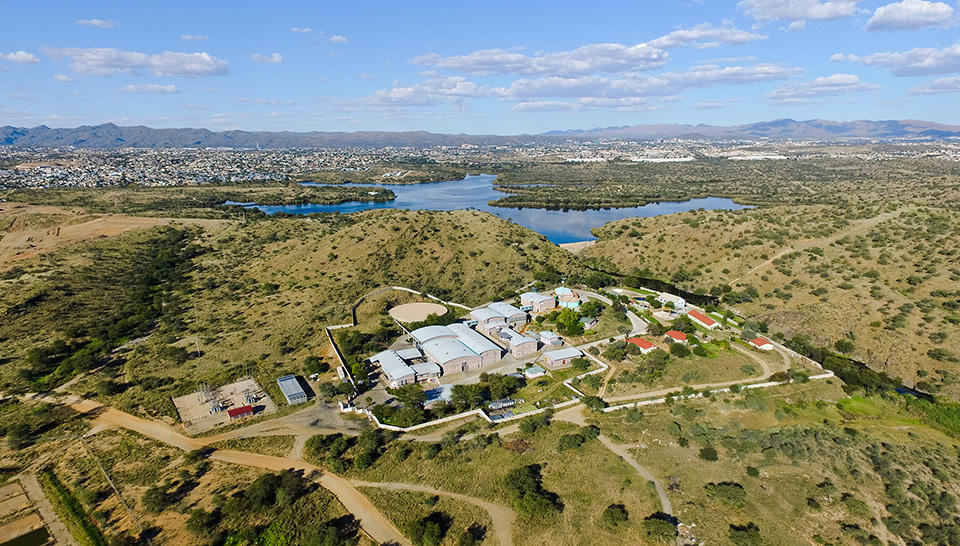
[{"xmin": 409, "ymin": 323, "xmax": 503, "ymax": 375}]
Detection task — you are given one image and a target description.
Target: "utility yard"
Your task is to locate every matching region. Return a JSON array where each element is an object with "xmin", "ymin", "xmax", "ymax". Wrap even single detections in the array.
[{"xmin": 172, "ymin": 378, "xmax": 276, "ymax": 435}]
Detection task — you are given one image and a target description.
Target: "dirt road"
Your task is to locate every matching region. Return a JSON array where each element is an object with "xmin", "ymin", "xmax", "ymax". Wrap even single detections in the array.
[
  {"xmin": 601, "ymin": 343, "xmax": 787, "ymax": 404},
  {"xmin": 597, "ymin": 435, "xmax": 673, "ymax": 515},
  {"xmin": 0, "ymin": 204, "xmax": 226, "ymax": 267},
  {"xmin": 36, "ymin": 395, "xmax": 409, "ymax": 545},
  {"xmin": 351, "ymin": 480, "xmax": 515, "ymax": 546},
  {"xmin": 550, "ymin": 406, "xmax": 673, "ymax": 515},
  {"xmin": 729, "ymin": 207, "xmax": 906, "ymax": 284}
]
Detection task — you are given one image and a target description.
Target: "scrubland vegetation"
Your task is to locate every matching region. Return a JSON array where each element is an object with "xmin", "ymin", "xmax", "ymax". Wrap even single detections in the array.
[{"xmin": 0, "ymin": 154, "xmax": 958, "ymax": 545}]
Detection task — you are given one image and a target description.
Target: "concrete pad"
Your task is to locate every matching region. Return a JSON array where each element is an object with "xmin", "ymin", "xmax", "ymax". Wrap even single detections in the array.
[
  {"xmin": 0, "ymin": 483, "xmax": 25, "ymax": 503},
  {"xmin": 0, "ymin": 494, "xmax": 30, "ymax": 518},
  {"xmin": 0, "ymin": 513, "xmax": 43, "ymax": 543}
]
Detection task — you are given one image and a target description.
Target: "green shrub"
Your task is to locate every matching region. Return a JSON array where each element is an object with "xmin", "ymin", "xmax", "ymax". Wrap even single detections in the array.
[
  {"xmin": 600, "ymin": 504, "xmax": 629, "ymax": 528},
  {"xmin": 729, "ymin": 522, "xmax": 763, "ymax": 545},
  {"xmin": 705, "ymin": 482, "xmax": 747, "ymax": 507},
  {"xmin": 642, "ymin": 512, "xmax": 678, "ymax": 543},
  {"xmin": 502, "ymin": 464, "xmax": 562, "ymax": 517}
]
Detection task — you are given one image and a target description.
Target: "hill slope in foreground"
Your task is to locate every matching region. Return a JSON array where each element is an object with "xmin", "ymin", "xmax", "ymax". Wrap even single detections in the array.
[{"xmin": 0, "ymin": 198, "xmax": 959, "ymax": 545}]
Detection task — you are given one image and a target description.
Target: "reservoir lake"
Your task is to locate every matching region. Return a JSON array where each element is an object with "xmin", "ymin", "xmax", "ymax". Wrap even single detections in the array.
[{"xmin": 240, "ymin": 173, "xmax": 752, "ymax": 244}]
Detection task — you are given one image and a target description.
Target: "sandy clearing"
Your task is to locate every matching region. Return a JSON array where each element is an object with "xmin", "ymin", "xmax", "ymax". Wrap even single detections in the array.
[
  {"xmin": 0, "ymin": 203, "xmax": 228, "ymax": 267},
  {"xmin": 388, "ymin": 302, "xmax": 448, "ymax": 323}
]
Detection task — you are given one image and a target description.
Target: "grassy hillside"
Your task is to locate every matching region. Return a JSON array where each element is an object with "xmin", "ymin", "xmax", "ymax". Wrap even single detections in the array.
[
  {"xmin": 2, "ymin": 183, "xmax": 394, "ymax": 217},
  {"xmin": 595, "ymin": 380, "xmax": 960, "ymax": 545},
  {"xmin": 0, "ymin": 209, "xmax": 576, "ymax": 418},
  {"xmin": 582, "ymin": 203, "xmax": 960, "ymax": 398}
]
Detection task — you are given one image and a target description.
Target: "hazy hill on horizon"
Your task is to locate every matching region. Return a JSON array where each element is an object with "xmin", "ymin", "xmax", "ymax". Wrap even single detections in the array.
[{"xmin": 2, "ymin": 118, "xmax": 960, "ymax": 148}]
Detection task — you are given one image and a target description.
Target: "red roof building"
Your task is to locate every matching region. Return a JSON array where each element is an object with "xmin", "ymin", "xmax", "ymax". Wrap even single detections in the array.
[
  {"xmin": 749, "ymin": 338, "xmax": 774, "ymax": 351},
  {"xmin": 626, "ymin": 337, "xmax": 657, "ymax": 354},
  {"xmin": 687, "ymin": 309, "xmax": 718, "ymax": 329},
  {"xmin": 664, "ymin": 330, "xmax": 688, "ymax": 343},
  {"xmin": 227, "ymin": 405, "xmax": 254, "ymax": 420}
]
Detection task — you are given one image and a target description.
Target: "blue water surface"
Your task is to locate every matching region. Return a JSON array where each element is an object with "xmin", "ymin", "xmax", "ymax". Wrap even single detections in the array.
[{"xmin": 241, "ymin": 174, "xmax": 752, "ymax": 244}]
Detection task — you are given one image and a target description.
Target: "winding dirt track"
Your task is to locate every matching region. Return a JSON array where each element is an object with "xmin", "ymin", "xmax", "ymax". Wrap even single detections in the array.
[
  {"xmin": 548, "ymin": 405, "xmax": 674, "ymax": 515},
  {"xmin": 351, "ymin": 481, "xmax": 515, "ymax": 546},
  {"xmin": 39, "ymin": 396, "xmax": 409, "ymax": 546},
  {"xmin": 601, "ymin": 343, "xmax": 789, "ymax": 403},
  {"xmin": 728, "ymin": 208, "xmax": 906, "ymax": 285},
  {"xmin": 596, "ymin": 435, "xmax": 673, "ymax": 515},
  {"xmin": 35, "ymin": 394, "xmax": 520, "ymax": 545}
]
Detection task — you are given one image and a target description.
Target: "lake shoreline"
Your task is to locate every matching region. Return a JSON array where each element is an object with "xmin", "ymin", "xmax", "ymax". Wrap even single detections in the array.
[{"xmin": 241, "ymin": 174, "xmax": 752, "ymax": 244}]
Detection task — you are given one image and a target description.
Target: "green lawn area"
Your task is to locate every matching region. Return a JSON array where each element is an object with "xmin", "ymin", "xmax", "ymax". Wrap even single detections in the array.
[
  {"xmin": 344, "ymin": 422, "xmax": 660, "ymax": 546},
  {"xmin": 511, "ymin": 367, "xmax": 587, "ymax": 414},
  {"xmin": 603, "ymin": 342, "xmax": 770, "ymax": 398}
]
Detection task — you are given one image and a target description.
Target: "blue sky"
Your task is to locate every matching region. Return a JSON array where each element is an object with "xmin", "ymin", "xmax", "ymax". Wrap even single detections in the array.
[{"xmin": 2, "ymin": 0, "xmax": 960, "ymax": 133}]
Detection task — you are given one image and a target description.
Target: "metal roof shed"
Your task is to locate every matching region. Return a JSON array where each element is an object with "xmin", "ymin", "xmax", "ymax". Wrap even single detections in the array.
[{"xmin": 277, "ymin": 374, "xmax": 308, "ymax": 405}]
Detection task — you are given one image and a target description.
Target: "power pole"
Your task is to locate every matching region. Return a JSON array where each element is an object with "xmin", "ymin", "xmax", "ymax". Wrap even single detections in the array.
[
  {"xmin": 193, "ymin": 305, "xmax": 202, "ymax": 357},
  {"xmin": 75, "ymin": 434, "xmax": 143, "ymax": 537}
]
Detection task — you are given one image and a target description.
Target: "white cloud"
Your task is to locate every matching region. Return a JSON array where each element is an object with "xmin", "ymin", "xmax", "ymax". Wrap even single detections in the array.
[
  {"xmin": 0, "ymin": 50, "xmax": 40, "ymax": 63},
  {"xmin": 122, "ymin": 84, "xmax": 178, "ymax": 94},
  {"xmin": 290, "ymin": 27, "xmax": 313, "ymax": 33},
  {"xmin": 832, "ymin": 42, "xmax": 960, "ymax": 75},
  {"xmin": 181, "ymin": 34, "xmax": 208, "ymax": 41},
  {"xmin": 500, "ymin": 63, "xmax": 801, "ymax": 101},
  {"xmin": 511, "ymin": 97, "xmax": 675, "ymax": 112},
  {"xmin": 649, "ymin": 23, "xmax": 767, "ymax": 49},
  {"xmin": 694, "ymin": 98, "xmax": 743, "ymax": 109},
  {"xmin": 47, "ymin": 47, "xmax": 229, "ymax": 76},
  {"xmin": 908, "ymin": 75, "xmax": 960, "ymax": 93},
  {"xmin": 867, "ymin": 0, "xmax": 955, "ymax": 30},
  {"xmin": 250, "ymin": 52, "xmax": 284, "ymax": 64},
  {"xmin": 76, "ymin": 18, "xmax": 117, "ymax": 29},
  {"xmin": 511, "ymin": 101, "xmax": 587, "ymax": 112},
  {"xmin": 329, "ymin": 35, "xmax": 348, "ymax": 43},
  {"xmin": 789, "ymin": 20, "xmax": 807, "ymax": 30},
  {"xmin": 369, "ymin": 60, "xmax": 800, "ymax": 110},
  {"xmin": 412, "ymin": 43, "xmax": 669, "ymax": 77},
  {"xmin": 767, "ymin": 73, "xmax": 879, "ymax": 103},
  {"xmin": 738, "ymin": 0, "xmax": 861, "ymax": 21},
  {"xmin": 369, "ymin": 76, "xmax": 496, "ymax": 106},
  {"xmin": 53, "ymin": 73, "xmax": 73, "ymax": 82},
  {"xmin": 359, "ymin": 73, "xmax": 376, "ymax": 79}
]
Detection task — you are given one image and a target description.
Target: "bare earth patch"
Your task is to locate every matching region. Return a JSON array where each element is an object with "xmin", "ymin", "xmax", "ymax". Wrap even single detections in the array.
[{"xmin": 389, "ymin": 302, "xmax": 448, "ymax": 323}]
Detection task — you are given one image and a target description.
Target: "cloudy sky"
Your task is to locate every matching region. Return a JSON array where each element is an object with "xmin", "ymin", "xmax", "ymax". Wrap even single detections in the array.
[{"xmin": 2, "ymin": 0, "xmax": 960, "ymax": 133}]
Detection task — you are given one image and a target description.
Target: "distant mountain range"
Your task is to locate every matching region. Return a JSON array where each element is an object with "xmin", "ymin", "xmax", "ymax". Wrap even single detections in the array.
[
  {"xmin": 2, "ymin": 119, "xmax": 959, "ymax": 148},
  {"xmin": 0, "ymin": 123, "xmax": 517, "ymax": 149},
  {"xmin": 542, "ymin": 119, "xmax": 960, "ymax": 140}
]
